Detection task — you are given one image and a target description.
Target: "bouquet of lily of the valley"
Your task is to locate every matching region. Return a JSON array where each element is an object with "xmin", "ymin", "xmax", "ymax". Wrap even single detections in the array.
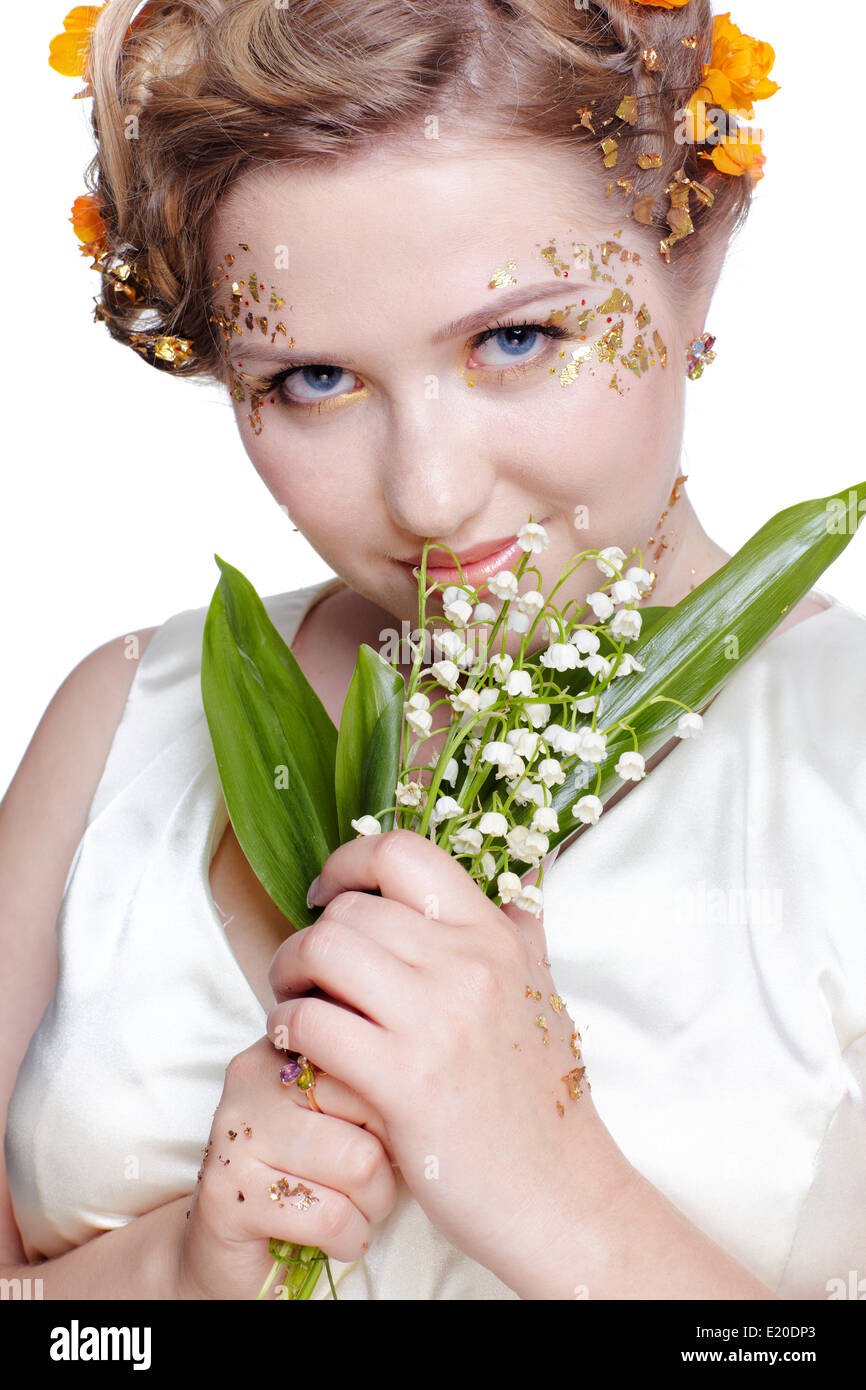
[{"xmin": 201, "ymin": 481, "xmax": 865, "ymax": 1299}]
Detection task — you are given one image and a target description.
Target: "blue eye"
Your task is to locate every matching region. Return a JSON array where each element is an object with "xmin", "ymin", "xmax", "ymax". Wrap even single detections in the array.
[
  {"xmin": 493, "ymin": 326, "xmax": 539, "ymax": 356},
  {"xmin": 468, "ymin": 321, "xmax": 569, "ymax": 370},
  {"xmin": 290, "ymin": 365, "xmax": 355, "ymax": 400}
]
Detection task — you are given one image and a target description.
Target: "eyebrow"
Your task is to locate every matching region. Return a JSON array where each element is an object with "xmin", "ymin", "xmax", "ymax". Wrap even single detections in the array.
[{"xmin": 228, "ymin": 281, "xmax": 591, "ymax": 365}]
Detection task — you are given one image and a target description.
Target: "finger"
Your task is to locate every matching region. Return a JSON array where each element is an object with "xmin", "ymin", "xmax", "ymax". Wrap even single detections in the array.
[
  {"xmin": 216, "ymin": 1035, "xmax": 390, "ymax": 1161},
  {"xmin": 292, "ymin": 1071, "xmax": 390, "ymax": 1149},
  {"xmin": 261, "ymin": 1105, "xmax": 397, "ymax": 1225},
  {"xmin": 237, "ymin": 1161, "xmax": 378, "ymax": 1264},
  {"xmin": 266, "ymin": 994, "xmax": 387, "ymax": 1100},
  {"xmin": 280, "ymin": 891, "xmax": 441, "ymax": 973},
  {"xmin": 268, "ymin": 897, "xmax": 431, "ymax": 1020},
  {"xmin": 308, "ymin": 827, "xmax": 491, "ymax": 926}
]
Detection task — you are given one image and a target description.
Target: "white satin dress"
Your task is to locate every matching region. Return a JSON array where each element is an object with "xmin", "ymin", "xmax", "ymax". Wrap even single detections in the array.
[{"xmin": 6, "ymin": 576, "xmax": 866, "ymax": 1299}]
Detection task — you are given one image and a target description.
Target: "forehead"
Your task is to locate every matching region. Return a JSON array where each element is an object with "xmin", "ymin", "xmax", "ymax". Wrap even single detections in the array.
[{"xmin": 209, "ymin": 138, "xmax": 657, "ymax": 292}]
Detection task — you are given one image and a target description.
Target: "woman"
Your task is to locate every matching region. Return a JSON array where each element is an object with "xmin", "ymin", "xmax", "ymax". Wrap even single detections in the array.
[{"xmin": 2, "ymin": 0, "xmax": 864, "ymax": 1301}]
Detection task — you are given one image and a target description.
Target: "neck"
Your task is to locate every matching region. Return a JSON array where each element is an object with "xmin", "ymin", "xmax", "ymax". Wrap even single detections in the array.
[{"xmin": 642, "ymin": 490, "xmax": 730, "ymax": 609}]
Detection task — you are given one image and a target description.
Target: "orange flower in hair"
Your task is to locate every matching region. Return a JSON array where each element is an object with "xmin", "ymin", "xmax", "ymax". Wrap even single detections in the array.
[
  {"xmin": 70, "ymin": 192, "xmax": 108, "ymax": 256},
  {"xmin": 691, "ymin": 12, "xmax": 779, "ymax": 120},
  {"xmin": 700, "ymin": 135, "xmax": 766, "ymax": 182},
  {"xmin": 48, "ymin": 6, "xmax": 106, "ymax": 78}
]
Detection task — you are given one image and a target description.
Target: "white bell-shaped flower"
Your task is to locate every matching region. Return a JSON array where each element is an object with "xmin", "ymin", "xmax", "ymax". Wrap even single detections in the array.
[
  {"xmin": 522, "ymin": 701, "xmax": 551, "ymax": 729},
  {"xmin": 596, "ymin": 545, "xmax": 628, "ymax": 578},
  {"xmin": 430, "ymin": 659, "xmax": 460, "ymax": 690},
  {"xmin": 487, "ymin": 570, "xmax": 519, "ymax": 601},
  {"xmin": 574, "ymin": 726, "xmax": 608, "ymax": 764},
  {"xmin": 676, "ymin": 711, "xmax": 704, "ymax": 739},
  {"xmin": 610, "ymin": 609, "xmax": 642, "ymax": 642},
  {"xmin": 450, "ymin": 825, "xmax": 483, "ymax": 855},
  {"xmin": 615, "ymin": 751, "xmax": 646, "ymax": 781},
  {"xmin": 516, "ymin": 522, "xmax": 549, "ymax": 553},
  {"xmin": 351, "ymin": 815, "xmax": 382, "ymax": 835},
  {"xmin": 539, "ymin": 642, "xmax": 581, "ymax": 671},
  {"xmin": 572, "ymin": 794, "xmax": 603, "ymax": 825}
]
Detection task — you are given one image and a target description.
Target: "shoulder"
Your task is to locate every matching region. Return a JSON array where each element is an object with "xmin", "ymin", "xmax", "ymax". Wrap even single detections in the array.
[
  {"xmin": 0, "ymin": 623, "xmax": 163, "ymax": 920},
  {"xmin": 3, "ymin": 623, "xmax": 161, "ymax": 832}
]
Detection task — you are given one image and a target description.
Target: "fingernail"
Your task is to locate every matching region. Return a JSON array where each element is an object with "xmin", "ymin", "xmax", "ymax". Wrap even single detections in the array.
[{"xmin": 306, "ymin": 875, "xmax": 321, "ymax": 909}]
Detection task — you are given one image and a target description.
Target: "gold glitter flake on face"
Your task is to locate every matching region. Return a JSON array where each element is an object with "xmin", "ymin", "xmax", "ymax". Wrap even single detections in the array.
[
  {"xmin": 488, "ymin": 257, "xmax": 517, "ymax": 288},
  {"xmin": 595, "ymin": 320, "xmax": 623, "ymax": 364},
  {"xmin": 537, "ymin": 244, "xmax": 571, "ymax": 279},
  {"xmin": 533, "ymin": 239, "xmax": 666, "ymax": 396},
  {"xmin": 596, "ymin": 286, "xmax": 633, "ymax": 316},
  {"xmin": 209, "ymin": 245, "xmax": 303, "ymax": 436}
]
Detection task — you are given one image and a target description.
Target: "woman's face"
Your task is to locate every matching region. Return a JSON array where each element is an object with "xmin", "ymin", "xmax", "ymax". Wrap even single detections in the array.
[{"xmin": 210, "ymin": 138, "xmax": 710, "ymax": 646}]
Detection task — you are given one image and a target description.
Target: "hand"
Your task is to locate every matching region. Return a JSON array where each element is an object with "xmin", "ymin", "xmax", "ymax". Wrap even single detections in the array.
[
  {"xmin": 175, "ymin": 1035, "xmax": 397, "ymax": 1300},
  {"xmin": 266, "ymin": 829, "xmax": 634, "ymax": 1298}
]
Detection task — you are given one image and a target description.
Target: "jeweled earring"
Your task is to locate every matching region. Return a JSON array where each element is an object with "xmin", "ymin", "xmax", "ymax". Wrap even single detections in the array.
[{"xmin": 686, "ymin": 333, "xmax": 717, "ymax": 380}]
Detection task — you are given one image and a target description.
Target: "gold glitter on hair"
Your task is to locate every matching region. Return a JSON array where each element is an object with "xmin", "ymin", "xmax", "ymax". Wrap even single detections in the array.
[
  {"xmin": 153, "ymin": 335, "xmax": 194, "ymax": 364},
  {"xmin": 601, "ymin": 137, "xmax": 618, "ymax": 169},
  {"xmin": 637, "ymin": 153, "xmax": 663, "ymax": 171},
  {"xmin": 615, "ymin": 94, "xmax": 638, "ymax": 125},
  {"xmin": 571, "ymin": 106, "xmax": 596, "ymax": 134}
]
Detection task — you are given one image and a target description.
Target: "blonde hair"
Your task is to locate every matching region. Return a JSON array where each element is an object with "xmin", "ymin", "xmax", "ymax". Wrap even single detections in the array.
[{"xmin": 86, "ymin": 0, "xmax": 751, "ymax": 381}]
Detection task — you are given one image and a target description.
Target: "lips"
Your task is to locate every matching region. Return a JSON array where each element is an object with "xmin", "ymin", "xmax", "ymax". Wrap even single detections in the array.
[
  {"xmin": 403, "ymin": 535, "xmax": 520, "ymax": 568},
  {"xmin": 397, "ymin": 526, "xmax": 544, "ymax": 593}
]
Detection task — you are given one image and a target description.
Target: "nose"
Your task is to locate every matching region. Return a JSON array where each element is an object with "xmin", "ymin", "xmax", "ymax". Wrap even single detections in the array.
[{"xmin": 379, "ymin": 388, "xmax": 496, "ymax": 540}]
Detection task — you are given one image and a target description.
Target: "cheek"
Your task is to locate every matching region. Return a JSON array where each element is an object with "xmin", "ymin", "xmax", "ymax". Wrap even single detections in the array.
[{"xmin": 512, "ymin": 329, "xmax": 683, "ymax": 499}]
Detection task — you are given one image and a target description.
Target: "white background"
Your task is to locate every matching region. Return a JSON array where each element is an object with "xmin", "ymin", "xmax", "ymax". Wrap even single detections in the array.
[{"xmin": 2, "ymin": 2, "xmax": 864, "ymax": 796}]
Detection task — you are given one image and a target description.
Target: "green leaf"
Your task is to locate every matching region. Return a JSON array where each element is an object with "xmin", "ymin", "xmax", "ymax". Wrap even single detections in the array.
[
  {"xmin": 201, "ymin": 558, "xmax": 340, "ymax": 930},
  {"xmin": 336, "ymin": 644, "xmax": 405, "ymax": 841},
  {"xmin": 547, "ymin": 480, "xmax": 866, "ymax": 849}
]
